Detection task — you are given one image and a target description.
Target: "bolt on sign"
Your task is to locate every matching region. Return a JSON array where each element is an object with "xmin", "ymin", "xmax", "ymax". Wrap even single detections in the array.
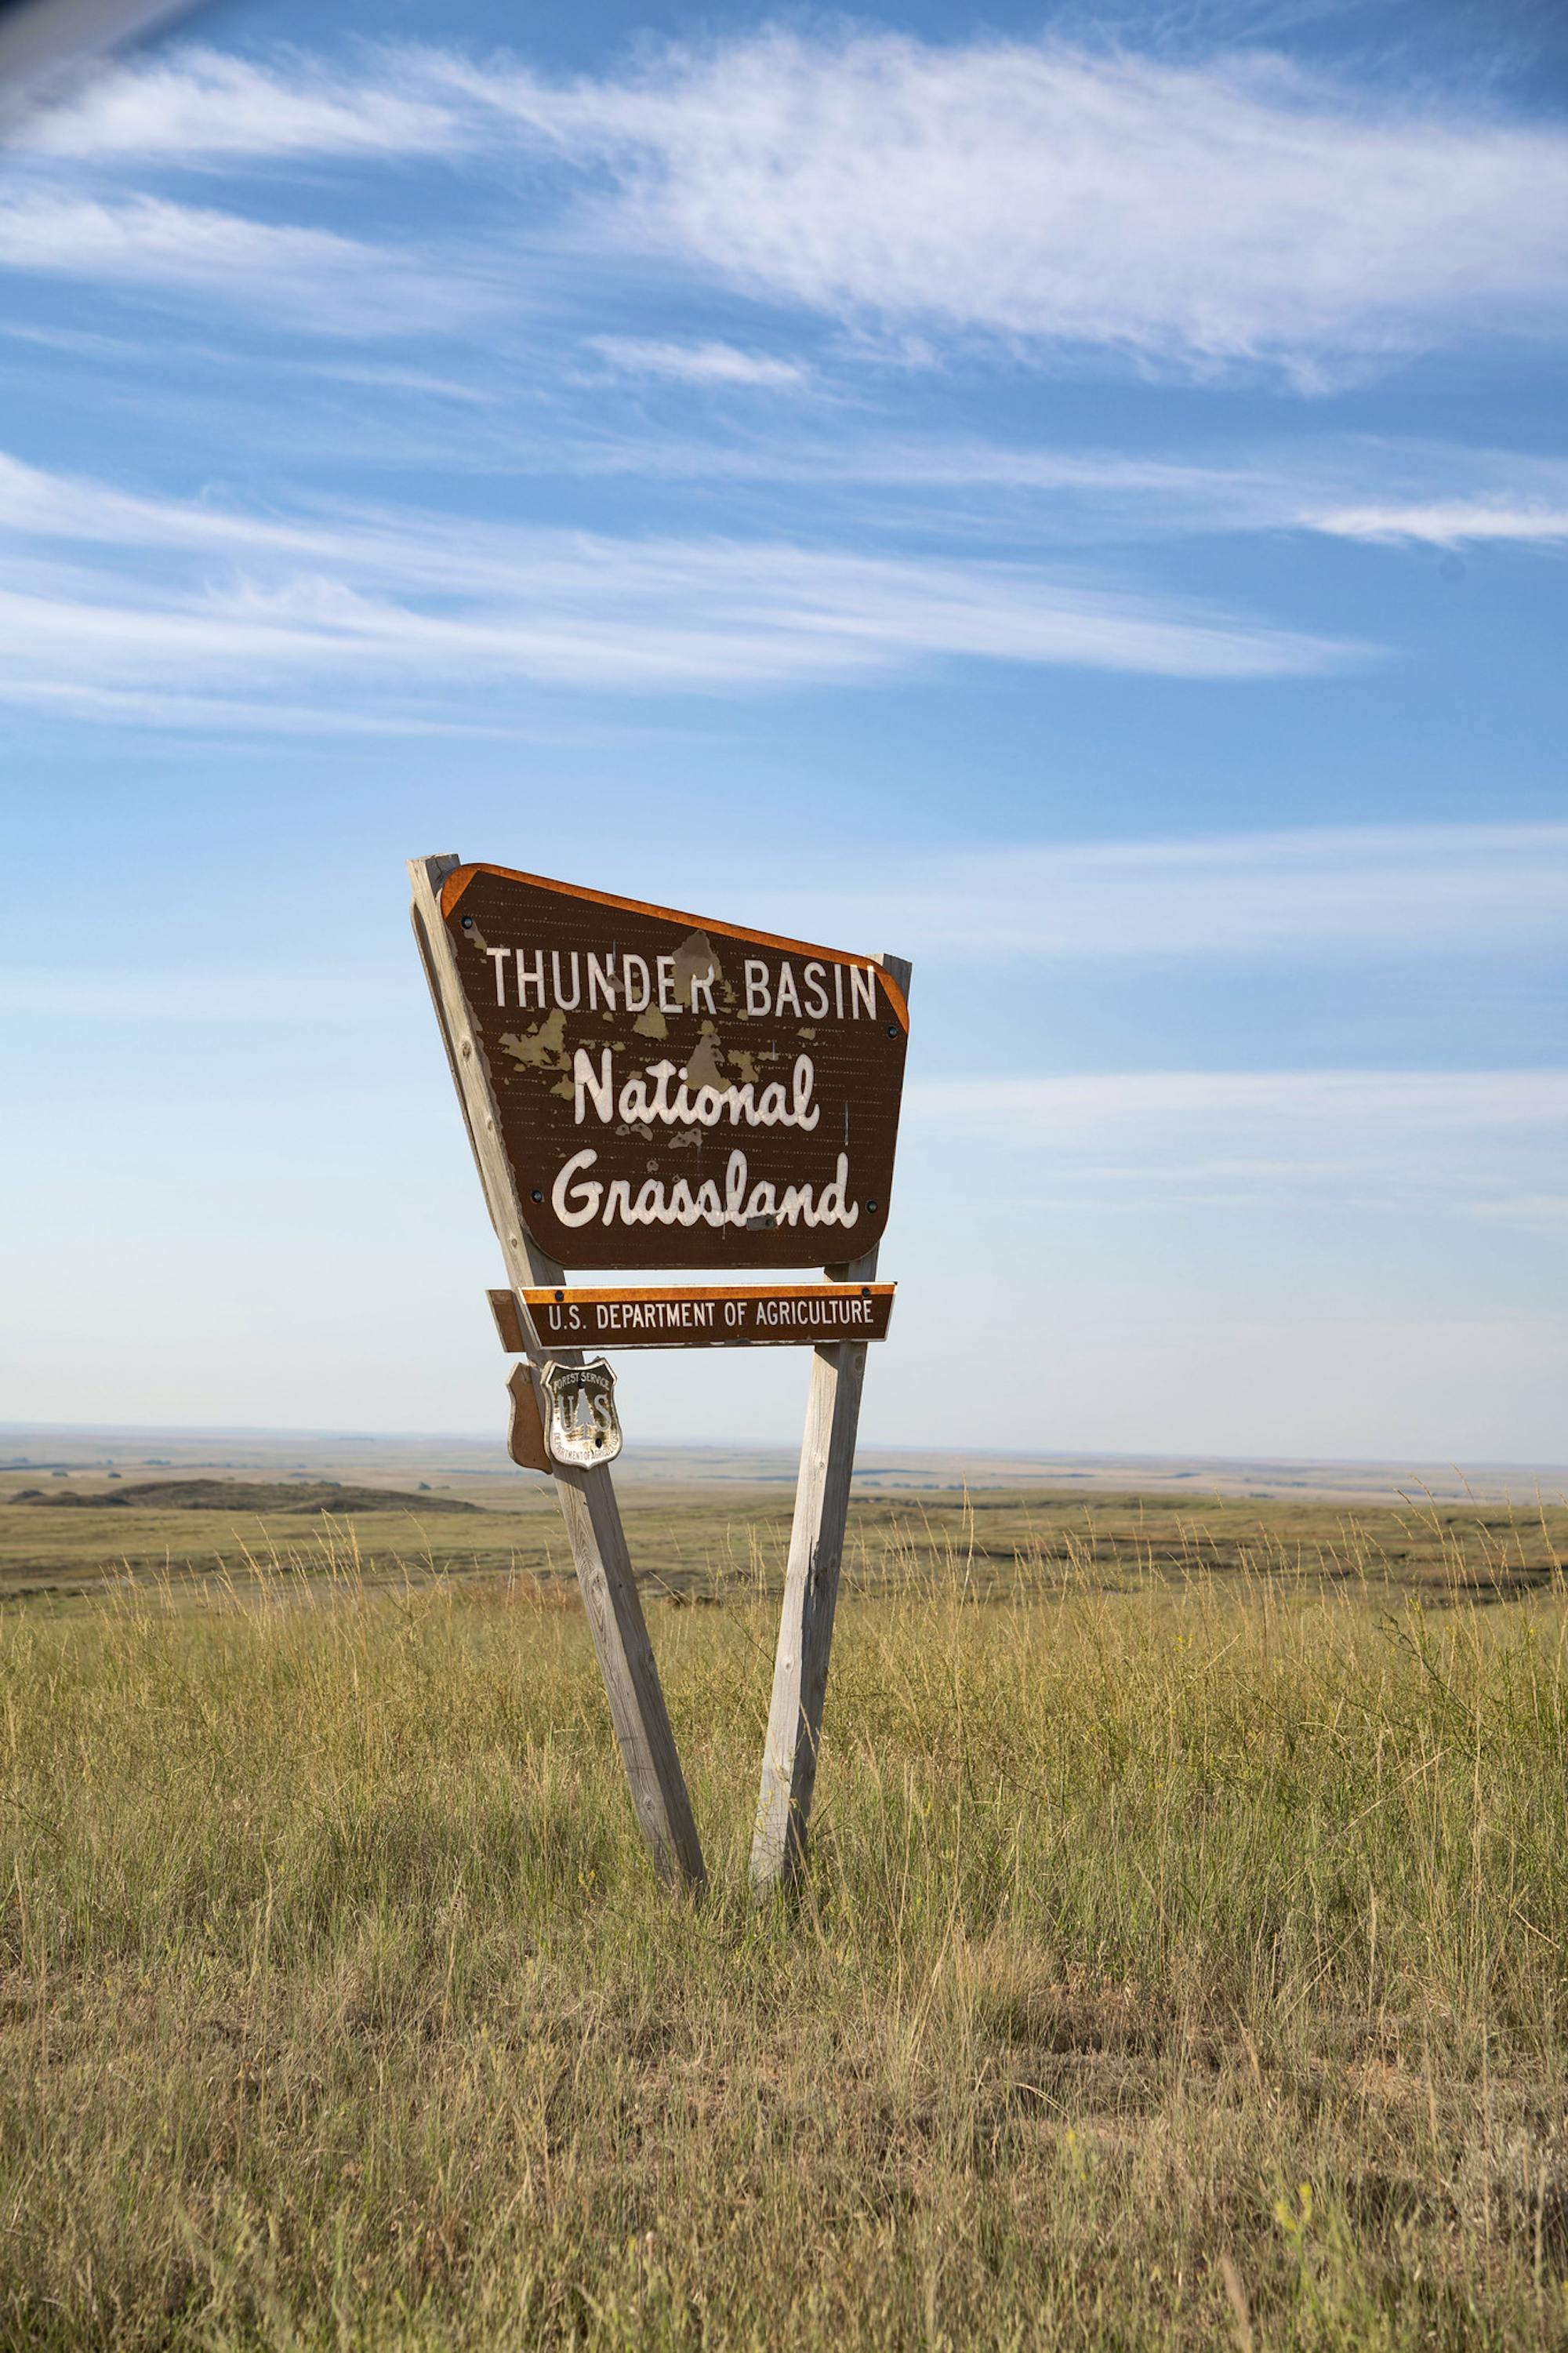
[{"xmin": 410, "ymin": 855, "xmax": 911, "ymax": 1901}]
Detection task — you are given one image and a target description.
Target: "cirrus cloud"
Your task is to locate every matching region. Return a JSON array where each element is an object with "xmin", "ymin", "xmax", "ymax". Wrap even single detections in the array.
[
  {"xmin": 17, "ymin": 30, "xmax": 1568, "ymax": 385},
  {"xmin": 430, "ymin": 29, "xmax": 1568, "ymax": 387},
  {"xmin": 902, "ymin": 1068, "xmax": 1568, "ymax": 1220},
  {"xmin": 0, "ymin": 446, "xmax": 1359, "ymax": 726},
  {"xmin": 586, "ymin": 336, "xmax": 810, "ymax": 387},
  {"xmin": 0, "ymin": 188, "xmax": 480, "ymax": 332}
]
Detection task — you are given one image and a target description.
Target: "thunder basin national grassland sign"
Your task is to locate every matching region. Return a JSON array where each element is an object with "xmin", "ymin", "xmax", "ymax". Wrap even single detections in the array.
[
  {"xmin": 409, "ymin": 852, "xmax": 911, "ymax": 1899},
  {"xmin": 435, "ymin": 861, "xmax": 908, "ymax": 1269}
]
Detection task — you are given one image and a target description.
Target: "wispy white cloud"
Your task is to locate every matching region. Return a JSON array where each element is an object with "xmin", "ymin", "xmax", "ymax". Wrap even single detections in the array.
[
  {"xmin": 761, "ymin": 822, "xmax": 1568, "ymax": 960},
  {"xmin": 485, "ymin": 426, "xmax": 1568, "ymax": 555},
  {"xmin": 1459, "ymin": 1186, "xmax": 1563, "ymax": 1242},
  {"xmin": 911, "ymin": 1069, "xmax": 1568, "ymax": 1132},
  {"xmin": 1468, "ymin": 1194, "xmax": 1568, "ymax": 1236},
  {"xmin": 496, "ymin": 427, "xmax": 1295, "ymax": 517},
  {"xmin": 0, "ymin": 448, "xmax": 1355, "ymax": 723},
  {"xmin": 0, "ymin": 190, "xmax": 475, "ymax": 332},
  {"xmin": 20, "ymin": 31, "xmax": 1568, "ymax": 384},
  {"xmin": 587, "ymin": 335, "xmax": 809, "ymax": 387},
  {"xmin": 285, "ymin": 358, "xmax": 501, "ymax": 405},
  {"xmin": 429, "ymin": 29, "xmax": 1568, "ymax": 386},
  {"xmin": 14, "ymin": 45, "xmax": 466, "ymax": 162},
  {"xmin": 0, "ymin": 558, "xmax": 1342, "ymax": 717},
  {"xmin": 11, "ymin": 366, "xmax": 1566, "ymax": 567},
  {"xmin": 0, "ymin": 964, "xmax": 407, "ymax": 1019},
  {"xmin": 904, "ymin": 1068, "xmax": 1568, "ymax": 1214},
  {"xmin": 1309, "ymin": 501, "xmax": 1568, "ymax": 546},
  {"xmin": 0, "ymin": 677, "xmax": 515, "ymax": 734}
]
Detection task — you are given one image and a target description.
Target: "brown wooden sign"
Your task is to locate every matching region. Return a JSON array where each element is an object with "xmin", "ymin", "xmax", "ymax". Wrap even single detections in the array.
[
  {"xmin": 437, "ymin": 863, "xmax": 909, "ymax": 1272},
  {"xmin": 412, "ymin": 847, "xmax": 913, "ymax": 1901},
  {"xmin": 488, "ymin": 1284, "xmax": 895, "ymax": 1352}
]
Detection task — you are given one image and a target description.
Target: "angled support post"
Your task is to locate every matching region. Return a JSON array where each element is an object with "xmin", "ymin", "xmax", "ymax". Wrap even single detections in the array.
[
  {"xmin": 408, "ymin": 853, "xmax": 704, "ymax": 1892},
  {"xmin": 750, "ymin": 953, "xmax": 912, "ymax": 1899}
]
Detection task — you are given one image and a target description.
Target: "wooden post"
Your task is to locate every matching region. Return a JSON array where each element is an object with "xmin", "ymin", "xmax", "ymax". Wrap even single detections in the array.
[
  {"xmin": 409, "ymin": 854, "xmax": 705, "ymax": 1892},
  {"xmin": 750, "ymin": 953, "xmax": 912, "ymax": 1899}
]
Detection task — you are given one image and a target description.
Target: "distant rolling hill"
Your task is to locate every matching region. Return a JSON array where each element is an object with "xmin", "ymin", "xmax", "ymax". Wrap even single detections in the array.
[{"xmin": 12, "ymin": 1479, "xmax": 480, "ymax": 1516}]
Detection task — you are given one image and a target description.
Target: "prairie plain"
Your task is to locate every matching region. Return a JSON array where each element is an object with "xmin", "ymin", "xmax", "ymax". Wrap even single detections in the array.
[{"xmin": 2, "ymin": 1435, "xmax": 1566, "ymax": 2349}]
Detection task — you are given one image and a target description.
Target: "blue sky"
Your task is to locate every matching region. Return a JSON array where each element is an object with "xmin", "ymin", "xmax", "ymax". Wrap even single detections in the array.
[{"xmin": 2, "ymin": 0, "xmax": 1565, "ymax": 1462}]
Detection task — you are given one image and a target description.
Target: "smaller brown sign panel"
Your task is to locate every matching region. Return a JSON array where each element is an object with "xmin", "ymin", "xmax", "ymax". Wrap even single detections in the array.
[
  {"xmin": 488, "ymin": 1284, "xmax": 895, "ymax": 1352},
  {"xmin": 504, "ymin": 1362, "xmax": 550, "ymax": 1472}
]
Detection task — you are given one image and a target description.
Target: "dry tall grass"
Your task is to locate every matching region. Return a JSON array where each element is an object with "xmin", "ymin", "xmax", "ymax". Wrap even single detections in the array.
[{"xmin": 2, "ymin": 1521, "xmax": 1567, "ymax": 2348}]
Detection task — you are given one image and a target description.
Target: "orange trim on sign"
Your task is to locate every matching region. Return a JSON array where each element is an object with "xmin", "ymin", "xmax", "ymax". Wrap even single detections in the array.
[{"xmin": 440, "ymin": 862, "xmax": 909, "ymax": 1033}]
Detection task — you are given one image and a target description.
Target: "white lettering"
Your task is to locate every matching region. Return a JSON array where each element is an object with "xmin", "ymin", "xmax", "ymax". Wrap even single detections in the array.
[
  {"xmin": 744, "ymin": 959, "xmax": 771, "ymax": 1017},
  {"xmin": 551, "ymin": 951, "xmax": 581, "ymax": 1011},
  {"xmin": 775, "ymin": 960, "xmax": 801, "ymax": 1017},
  {"xmin": 516, "ymin": 949, "xmax": 546, "ymax": 1009},
  {"xmin": 579, "ymin": 1050, "xmax": 823, "ymax": 1133},
  {"xmin": 543, "ymin": 1154, "xmax": 858, "ymax": 1234},
  {"xmin": 622, "ymin": 955, "xmax": 652, "ymax": 1012},
  {"xmin": 803, "ymin": 961, "xmax": 829, "ymax": 1020},
  {"xmin": 850, "ymin": 964, "xmax": 876, "ymax": 1019},
  {"xmin": 814, "ymin": 1154, "xmax": 853, "ymax": 1228},
  {"xmin": 690, "ymin": 965, "xmax": 716, "ymax": 1014},
  {"xmin": 486, "ymin": 947, "xmax": 509, "ymax": 1005},
  {"xmin": 587, "ymin": 953, "xmax": 617, "ymax": 1011},
  {"xmin": 551, "ymin": 1149, "xmax": 603, "ymax": 1228},
  {"xmin": 573, "ymin": 1048, "xmax": 613, "ymax": 1125},
  {"xmin": 656, "ymin": 955, "xmax": 679, "ymax": 1014}
]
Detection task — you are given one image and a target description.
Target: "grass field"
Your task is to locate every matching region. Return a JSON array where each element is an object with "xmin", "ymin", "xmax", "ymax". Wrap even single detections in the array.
[
  {"xmin": 3, "ymin": 1480, "xmax": 1568, "ymax": 2348},
  {"xmin": 2, "ymin": 1467, "xmax": 1563, "ymax": 1607}
]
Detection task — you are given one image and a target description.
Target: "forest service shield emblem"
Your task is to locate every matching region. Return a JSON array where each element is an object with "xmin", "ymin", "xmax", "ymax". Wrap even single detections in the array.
[{"xmin": 539, "ymin": 1358, "xmax": 623, "ymax": 1468}]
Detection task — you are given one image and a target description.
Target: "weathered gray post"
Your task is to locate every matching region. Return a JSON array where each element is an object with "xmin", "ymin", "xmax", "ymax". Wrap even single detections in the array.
[
  {"xmin": 410, "ymin": 854, "xmax": 704, "ymax": 1890},
  {"xmin": 751, "ymin": 956, "xmax": 911, "ymax": 1898}
]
